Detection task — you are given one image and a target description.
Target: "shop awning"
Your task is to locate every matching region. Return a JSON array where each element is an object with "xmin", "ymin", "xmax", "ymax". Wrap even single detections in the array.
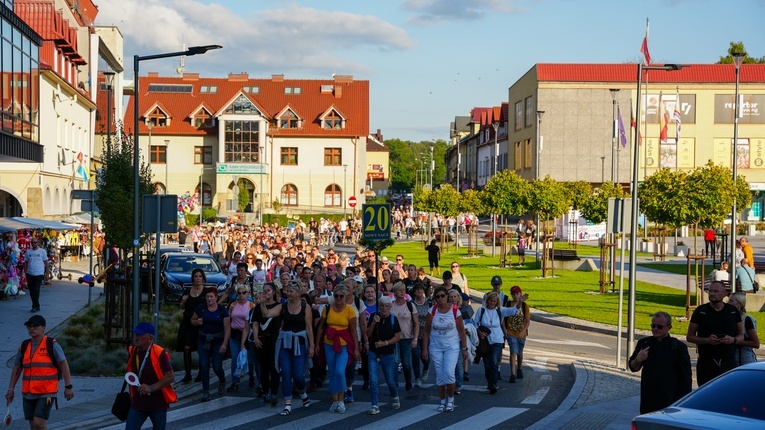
[
  {"xmin": 9, "ymin": 217, "xmax": 80, "ymax": 231},
  {"xmin": 0, "ymin": 218, "xmax": 33, "ymax": 233}
]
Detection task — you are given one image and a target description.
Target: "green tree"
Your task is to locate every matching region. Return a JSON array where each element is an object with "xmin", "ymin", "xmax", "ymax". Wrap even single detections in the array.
[
  {"xmin": 385, "ymin": 138, "xmax": 449, "ymax": 190},
  {"xmin": 717, "ymin": 41, "xmax": 765, "ymax": 64},
  {"xmin": 638, "ymin": 168, "xmax": 689, "ymax": 229},
  {"xmin": 427, "ymin": 184, "xmax": 461, "ymax": 217},
  {"xmin": 528, "ymin": 176, "xmax": 569, "ymax": 222},
  {"xmin": 95, "ymin": 123, "xmax": 155, "ymax": 251},
  {"xmin": 459, "ymin": 189, "xmax": 486, "ymax": 215},
  {"xmin": 580, "ymin": 181, "xmax": 628, "ymax": 224},
  {"xmin": 564, "ymin": 180, "xmax": 592, "ymax": 211},
  {"xmin": 237, "ymin": 179, "xmax": 250, "ymax": 212},
  {"xmin": 481, "ymin": 170, "xmax": 529, "ymax": 217},
  {"xmin": 412, "ymin": 185, "xmax": 431, "ymax": 212}
]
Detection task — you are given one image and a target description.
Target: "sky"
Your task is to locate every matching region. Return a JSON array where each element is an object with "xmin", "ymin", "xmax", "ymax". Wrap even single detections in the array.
[{"xmin": 94, "ymin": 0, "xmax": 765, "ymax": 143}]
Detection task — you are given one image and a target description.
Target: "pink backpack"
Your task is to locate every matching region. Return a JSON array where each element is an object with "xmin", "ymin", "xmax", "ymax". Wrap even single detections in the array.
[{"xmin": 431, "ymin": 305, "xmax": 459, "ymax": 320}]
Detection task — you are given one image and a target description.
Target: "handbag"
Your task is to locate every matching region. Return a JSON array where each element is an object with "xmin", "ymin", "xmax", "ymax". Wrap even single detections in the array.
[{"xmin": 111, "ymin": 381, "xmax": 131, "ymax": 421}]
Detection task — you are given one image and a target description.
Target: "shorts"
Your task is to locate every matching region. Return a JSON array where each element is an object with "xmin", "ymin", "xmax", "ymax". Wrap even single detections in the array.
[
  {"xmin": 23, "ymin": 396, "xmax": 54, "ymax": 421},
  {"xmin": 507, "ymin": 335, "xmax": 526, "ymax": 355},
  {"xmin": 428, "ymin": 258, "xmax": 439, "ymax": 269},
  {"xmin": 518, "ymin": 249, "xmax": 526, "ymax": 256}
]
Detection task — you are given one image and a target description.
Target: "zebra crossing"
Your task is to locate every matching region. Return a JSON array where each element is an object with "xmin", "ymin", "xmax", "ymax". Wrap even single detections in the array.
[{"xmin": 99, "ymin": 356, "xmax": 558, "ymax": 429}]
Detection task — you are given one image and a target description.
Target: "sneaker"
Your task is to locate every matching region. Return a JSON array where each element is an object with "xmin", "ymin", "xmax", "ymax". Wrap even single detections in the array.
[
  {"xmin": 421, "ymin": 370, "xmax": 429, "ymax": 380},
  {"xmin": 368, "ymin": 405, "xmax": 380, "ymax": 415},
  {"xmin": 445, "ymin": 402, "xmax": 454, "ymax": 412},
  {"xmin": 463, "ymin": 372, "xmax": 470, "ymax": 381},
  {"xmin": 489, "ymin": 384, "xmax": 498, "ymax": 394},
  {"xmin": 437, "ymin": 404, "xmax": 446, "ymax": 412},
  {"xmin": 218, "ymin": 382, "xmax": 226, "ymax": 396},
  {"xmin": 362, "ymin": 381, "xmax": 370, "ymax": 390},
  {"xmin": 517, "ymin": 368, "xmax": 524, "ymax": 379},
  {"xmin": 345, "ymin": 389, "xmax": 355, "ymax": 403},
  {"xmin": 392, "ymin": 397, "xmax": 401, "ymax": 410},
  {"xmin": 405, "ymin": 380, "xmax": 413, "ymax": 391},
  {"xmin": 329, "ymin": 402, "xmax": 339, "ymax": 413},
  {"xmin": 227, "ymin": 383, "xmax": 239, "ymax": 393},
  {"xmin": 454, "ymin": 388, "xmax": 461, "ymax": 395},
  {"xmin": 201, "ymin": 391, "xmax": 211, "ymax": 402},
  {"xmin": 337, "ymin": 402, "xmax": 346, "ymax": 414},
  {"xmin": 256, "ymin": 386, "xmax": 265, "ymax": 397},
  {"xmin": 18, "ymin": 290, "xmax": 26, "ymax": 295},
  {"xmin": 509, "ymin": 375, "xmax": 517, "ymax": 383},
  {"xmin": 414, "ymin": 378, "xmax": 421, "ymax": 387},
  {"xmin": 270, "ymin": 396, "xmax": 279, "ymax": 407}
]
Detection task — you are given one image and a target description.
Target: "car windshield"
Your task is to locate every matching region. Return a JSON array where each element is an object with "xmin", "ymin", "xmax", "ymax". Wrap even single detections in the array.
[
  {"xmin": 165, "ymin": 256, "xmax": 221, "ymax": 274},
  {"xmin": 676, "ymin": 368, "xmax": 765, "ymax": 420}
]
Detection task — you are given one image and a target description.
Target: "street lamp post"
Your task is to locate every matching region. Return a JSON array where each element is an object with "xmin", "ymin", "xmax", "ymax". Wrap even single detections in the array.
[
  {"xmin": 610, "ymin": 89, "xmax": 619, "ymax": 182},
  {"xmin": 164, "ymin": 139, "xmax": 170, "ymax": 194},
  {"xmin": 601, "ymin": 156, "xmax": 606, "ymax": 183},
  {"xmin": 131, "ymin": 45, "xmax": 221, "ymax": 330},
  {"xmin": 343, "ymin": 164, "xmax": 348, "ymax": 219},
  {"xmin": 535, "ymin": 111, "xmax": 545, "ymax": 260},
  {"xmin": 729, "ymin": 52, "xmax": 746, "ymax": 293},
  {"xmin": 628, "ymin": 63, "xmax": 682, "ymax": 364},
  {"xmin": 492, "ymin": 121, "xmax": 499, "ymax": 257},
  {"xmin": 259, "ymin": 145, "xmax": 264, "ymax": 226},
  {"xmin": 104, "ymin": 71, "xmax": 115, "ymax": 157}
]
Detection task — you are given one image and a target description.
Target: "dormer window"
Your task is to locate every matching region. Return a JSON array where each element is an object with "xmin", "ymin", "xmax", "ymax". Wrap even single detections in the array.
[
  {"xmin": 278, "ymin": 108, "xmax": 301, "ymax": 129},
  {"xmin": 193, "ymin": 109, "xmax": 214, "ymax": 128},
  {"xmin": 225, "ymin": 94, "xmax": 258, "ymax": 115},
  {"xmin": 145, "ymin": 106, "xmax": 169, "ymax": 127},
  {"xmin": 323, "ymin": 110, "xmax": 344, "ymax": 130}
]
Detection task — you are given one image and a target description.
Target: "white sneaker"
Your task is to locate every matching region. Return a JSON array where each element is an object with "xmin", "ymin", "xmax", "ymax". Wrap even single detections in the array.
[
  {"xmin": 18, "ymin": 290, "xmax": 26, "ymax": 295},
  {"xmin": 414, "ymin": 378, "xmax": 421, "ymax": 387}
]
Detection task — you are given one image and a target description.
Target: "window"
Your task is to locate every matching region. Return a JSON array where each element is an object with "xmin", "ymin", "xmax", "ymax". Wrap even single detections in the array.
[
  {"xmin": 243, "ymin": 86, "xmax": 260, "ymax": 94},
  {"xmin": 225, "ymin": 94, "xmax": 258, "ymax": 114},
  {"xmin": 280, "ymin": 147, "xmax": 298, "ymax": 165},
  {"xmin": 284, "ymin": 87, "xmax": 302, "ymax": 95},
  {"xmin": 199, "ymin": 86, "xmax": 217, "ymax": 94},
  {"xmin": 525, "ymin": 96, "xmax": 534, "ymax": 128},
  {"xmin": 515, "ymin": 101, "xmax": 523, "ymax": 131},
  {"xmin": 323, "ymin": 111, "xmax": 343, "ymax": 130},
  {"xmin": 194, "ymin": 146, "xmax": 213, "ymax": 165},
  {"xmin": 147, "ymin": 84, "xmax": 192, "ymax": 93},
  {"xmin": 279, "ymin": 110, "xmax": 300, "ymax": 129},
  {"xmin": 224, "ymin": 120, "xmax": 260, "ymax": 162},
  {"xmin": 324, "ymin": 184, "xmax": 342, "ymax": 207},
  {"xmin": 324, "ymin": 148, "xmax": 342, "ymax": 166},
  {"xmin": 193, "ymin": 109, "xmax": 214, "ymax": 128},
  {"xmin": 150, "ymin": 145, "xmax": 166, "ymax": 164},
  {"xmin": 514, "ymin": 142, "xmax": 522, "ymax": 170},
  {"xmin": 145, "ymin": 106, "xmax": 169, "ymax": 127},
  {"xmin": 280, "ymin": 184, "xmax": 298, "ymax": 206},
  {"xmin": 525, "ymin": 139, "xmax": 533, "ymax": 169}
]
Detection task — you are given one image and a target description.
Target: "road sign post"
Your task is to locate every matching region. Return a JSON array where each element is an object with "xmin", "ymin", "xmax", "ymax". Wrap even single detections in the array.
[{"xmin": 348, "ymin": 196, "xmax": 357, "ymax": 208}]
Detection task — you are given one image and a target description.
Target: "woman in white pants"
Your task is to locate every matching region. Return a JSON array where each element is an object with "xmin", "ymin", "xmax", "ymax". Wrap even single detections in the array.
[{"xmin": 421, "ymin": 286, "xmax": 468, "ymax": 413}]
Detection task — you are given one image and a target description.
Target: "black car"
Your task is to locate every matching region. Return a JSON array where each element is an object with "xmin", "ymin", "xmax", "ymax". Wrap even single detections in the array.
[
  {"xmin": 160, "ymin": 252, "xmax": 227, "ymax": 304},
  {"xmin": 632, "ymin": 361, "xmax": 765, "ymax": 429}
]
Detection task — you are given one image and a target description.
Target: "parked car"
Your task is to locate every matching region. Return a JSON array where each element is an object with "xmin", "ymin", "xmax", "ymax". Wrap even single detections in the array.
[
  {"xmin": 632, "ymin": 361, "xmax": 765, "ymax": 429},
  {"xmin": 159, "ymin": 252, "xmax": 227, "ymax": 304}
]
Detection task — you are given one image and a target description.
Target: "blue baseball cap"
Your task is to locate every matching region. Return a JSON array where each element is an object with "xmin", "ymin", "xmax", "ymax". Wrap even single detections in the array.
[{"xmin": 133, "ymin": 322, "xmax": 156, "ymax": 336}]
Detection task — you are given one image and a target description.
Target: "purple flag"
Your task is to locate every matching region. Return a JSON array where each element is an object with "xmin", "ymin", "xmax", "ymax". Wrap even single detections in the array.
[{"xmin": 617, "ymin": 106, "xmax": 628, "ymax": 148}]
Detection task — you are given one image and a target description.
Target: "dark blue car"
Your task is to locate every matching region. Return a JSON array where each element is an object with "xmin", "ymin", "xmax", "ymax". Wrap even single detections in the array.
[{"xmin": 160, "ymin": 252, "xmax": 227, "ymax": 304}]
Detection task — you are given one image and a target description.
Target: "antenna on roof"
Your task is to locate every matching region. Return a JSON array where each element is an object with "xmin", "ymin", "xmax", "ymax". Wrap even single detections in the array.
[{"xmin": 176, "ymin": 41, "xmax": 186, "ymax": 76}]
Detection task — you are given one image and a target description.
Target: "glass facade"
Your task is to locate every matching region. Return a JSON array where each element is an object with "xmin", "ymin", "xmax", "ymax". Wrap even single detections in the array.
[{"xmin": 1, "ymin": 0, "xmax": 40, "ymax": 144}]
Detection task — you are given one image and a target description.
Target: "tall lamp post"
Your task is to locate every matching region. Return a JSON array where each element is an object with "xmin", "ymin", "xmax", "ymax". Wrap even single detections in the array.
[
  {"xmin": 729, "ymin": 52, "xmax": 746, "ymax": 293},
  {"xmin": 259, "ymin": 145, "xmax": 264, "ymax": 226},
  {"xmin": 610, "ymin": 89, "xmax": 620, "ymax": 182},
  {"xmin": 535, "ymin": 110, "xmax": 545, "ymax": 260},
  {"xmin": 132, "ymin": 44, "xmax": 222, "ymax": 330},
  {"xmin": 491, "ymin": 121, "xmax": 499, "ymax": 257},
  {"xmin": 104, "ymin": 71, "xmax": 115, "ymax": 156},
  {"xmin": 628, "ymin": 63, "xmax": 682, "ymax": 363},
  {"xmin": 343, "ymin": 164, "xmax": 348, "ymax": 218}
]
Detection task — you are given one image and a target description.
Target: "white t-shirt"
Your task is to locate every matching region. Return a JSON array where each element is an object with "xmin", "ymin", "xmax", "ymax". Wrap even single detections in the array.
[
  {"xmin": 428, "ymin": 306, "xmax": 461, "ymax": 351},
  {"xmin": 24, "ymin": 247, "xmax": 48, "ymax": 276}
]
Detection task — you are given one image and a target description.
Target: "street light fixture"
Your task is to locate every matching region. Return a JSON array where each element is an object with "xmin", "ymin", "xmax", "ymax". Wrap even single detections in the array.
[
  {"xmin": 729, "ymin": 51, "xmax": 747, "ymax": 294},
  {"xmin": 535, "ymin": 110, "xmax": 545, "ymax": 261},
  {"xmin": 104, "ymin": 71, "xmax": 115, "ymax": 157},
  {"xmin": 628, "ymin": 63, "xmax": 682, "ymax": 363},
  {"xmin": 343, "ymin": 164, "xmax": 348, "ymax": 219},
  {"xmin": 131, "ymin": 44, "xmax": 222, "ymax": 330}
]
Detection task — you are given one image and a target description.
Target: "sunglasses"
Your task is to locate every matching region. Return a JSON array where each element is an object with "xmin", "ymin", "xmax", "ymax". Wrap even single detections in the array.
[
  {"xmin": 650, "ymin": 324, "xmax": 665, "ymax": 329},
  {"xmin": 334, "ymin": 294, "xmax": 345, "ymax": 299},
  {"xmin": 396, "ymin": 259, "xmax": 403, "ymax": 261},
  {"xmin": 451, "ymin": 265, "xmax": 459, "ymax": 268},
  {"xmin": 434, "ymin": 294, "xmax": 447, "ymax": 299},
  {"xmin": 237, "ymin": 291, "xmax": 248, "ymax": 295}
]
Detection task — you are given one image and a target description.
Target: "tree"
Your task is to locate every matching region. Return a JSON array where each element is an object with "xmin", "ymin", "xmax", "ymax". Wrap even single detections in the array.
[
  {"xmin": 426, "ymin": 184, "xmax": 461, "ymax": 217},
  {"xmin": 95, "ymin": 121, "xmax": 155, "ymax": 252},
  {"xmin": 564, "ymin": 180, "xmax": 592, "ymax": 211},
  {"xmin": 481, "ymin": 170, "xmax": 529, "ymax": 217},
  {"xmin": 580, "ymin": 181, "xmax": 629, "ymax": 224},
  {"xmin": 459, "ymin": 189, "xmax": 486, "ymax": 215},
  {"xmin": 638, "ymin": 168, "xmax": 689, "ymax": 229},
  {"xmin": 527, "ymin": 176, "xmax": 569, "ymax": 223},
  {"xmin": 237, "ymin": 179, "xmax": 250, "ymax": 212},
  {"xmin": 717, "ymin": 41, "xmax": 765, "ymax": 64},
  {"xmin": 412, "ymin": 185, "xmax": 431, "ymax": 213},
  {"xmin": 385, "ymin": 138, "xmax": 449, "ymax": 190}
]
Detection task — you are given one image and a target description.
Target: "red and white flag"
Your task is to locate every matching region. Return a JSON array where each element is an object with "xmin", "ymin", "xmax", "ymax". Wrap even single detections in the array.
[{"xmin": 640, "ymin": 19, "xmax": 651, "ymax": 65}]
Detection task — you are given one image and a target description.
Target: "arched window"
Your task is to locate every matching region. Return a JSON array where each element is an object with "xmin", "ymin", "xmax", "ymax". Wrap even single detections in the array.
[
  {"xmin": 195, "ymin": 182, "xmax": 213, "ymax": 206},
  {"xmin": 324, "ymin": 184, "xmax": 341, "ymax": 207},
  {"xmin": 280, "ymin": 184, "xmax": 298, "ymax": 206}
]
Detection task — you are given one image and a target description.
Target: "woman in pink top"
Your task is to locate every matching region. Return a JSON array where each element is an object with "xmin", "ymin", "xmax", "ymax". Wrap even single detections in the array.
[{"xmin": 227, "ymin": 286, "xmax": 255, "ymax": 392}]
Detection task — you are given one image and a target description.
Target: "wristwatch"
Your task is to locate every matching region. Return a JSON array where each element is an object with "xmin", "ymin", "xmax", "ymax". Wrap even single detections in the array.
[
  {"xmin": 65, "ymin": 385, "xmax": 73, "ymax": 389},
  {"xmin": 462, "ymin": 347, "xmax": 468, "ymax": 351}
]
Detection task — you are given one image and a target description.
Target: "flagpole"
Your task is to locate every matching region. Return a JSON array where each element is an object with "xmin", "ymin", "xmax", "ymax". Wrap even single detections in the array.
[{"xmin": 642, "ymin": 18, "xmax": 650, "ymax": 239}]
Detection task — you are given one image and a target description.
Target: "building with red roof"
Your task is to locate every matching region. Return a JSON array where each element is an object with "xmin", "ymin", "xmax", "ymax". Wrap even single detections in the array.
[{"xmin": 112, "ymin": 72, "xmax": 370, "ymax": 221}]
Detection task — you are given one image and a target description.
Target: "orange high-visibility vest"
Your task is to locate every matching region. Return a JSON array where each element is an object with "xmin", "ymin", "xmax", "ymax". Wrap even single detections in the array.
[
  {"xmin": 21, "ymin": 336, "xmax": 59, "ymax": 395},
  {"xmin": 127, "ymin": 344, "xmax": 178, "ymax": 404}
]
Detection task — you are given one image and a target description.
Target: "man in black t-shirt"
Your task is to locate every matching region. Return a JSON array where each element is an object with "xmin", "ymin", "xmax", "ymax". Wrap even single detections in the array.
[{"xmin": 686, "ymin": 281, "xmax": 743, "ymax": 386}]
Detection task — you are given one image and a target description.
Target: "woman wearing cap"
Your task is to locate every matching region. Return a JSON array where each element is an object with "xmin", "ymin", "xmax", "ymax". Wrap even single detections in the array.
[
  {"xmin": 125, "ymin": 322, "xmax": 177, "ymax": 430},
  {"xmin": 475, "ymin": 292, "xmax": 523, "ymax": 394},
  {"xmin": 259, "ymin": 280, "xmax": 314, "ymax": 415},
  {"xmin": 421, "ymin": 285, "xmax": 467, "ymax": 412},
  {"xmin": 191, "ymin": 287, "xmax": 231, "ymax": 402},
  {"xmin": 177, "ymin": 268, "xmax": 206, "ymax": 384},
  {"xmin": 505, "ymin": 286, "xmax": 531, "ymax": 383},
  {"xmin": 316, "ymin": 284, "xmax": 360, "ymax": 414}
]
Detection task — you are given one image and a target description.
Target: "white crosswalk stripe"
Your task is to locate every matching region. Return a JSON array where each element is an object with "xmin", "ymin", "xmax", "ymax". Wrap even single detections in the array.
[
  {"xmin": 353, "ymin": 404, "xmax": 440, "ymax": 430},
  {"xmin": 99, "ymin": 396, "xmax": 253, "ymax": 430},
  {"xmin": 267, "ymin": 401, "xmax": 368, "ymax": 430},
  {"xmin": 441, "ymin": 407, "xmax": 528, "ymax": 429}
]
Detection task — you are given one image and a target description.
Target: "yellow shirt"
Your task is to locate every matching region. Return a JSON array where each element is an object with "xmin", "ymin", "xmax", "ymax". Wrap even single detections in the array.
[{"xmin": 324, "ymin": 305, "xmax": 356, "ymax": 346}]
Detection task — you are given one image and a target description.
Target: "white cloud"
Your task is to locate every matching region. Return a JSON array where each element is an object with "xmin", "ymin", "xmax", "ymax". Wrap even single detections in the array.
[
  {"xmin": 94, "ymin": 1, "xmax": 415, "ymax": 75},
  {"xmin": 401, "ymin": 0, "xmax": 526, "ymax": 24}
]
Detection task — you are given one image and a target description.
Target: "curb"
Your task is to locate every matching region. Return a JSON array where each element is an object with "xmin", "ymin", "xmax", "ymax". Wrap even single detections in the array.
[{"xmin": 524, "ymin": 361, "xmax": 586, "ymax": 430}]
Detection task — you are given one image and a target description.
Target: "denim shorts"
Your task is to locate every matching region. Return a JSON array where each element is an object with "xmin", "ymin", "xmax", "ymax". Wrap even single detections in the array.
[{"xmin": 507, "ymin": 335, "xmax": 526, "ymax": 355}]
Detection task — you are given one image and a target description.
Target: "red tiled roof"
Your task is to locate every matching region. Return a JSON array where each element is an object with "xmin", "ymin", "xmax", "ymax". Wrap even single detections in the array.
[
  {"xmin": 120, "ymin": 75, "xmax": 369, "ymax": 137},
  {"xmin": 536, "ymin": 63, "xmax": 765, "ymax": 84},
  {"xmin": 366, "ymin": 138, "xmax": 389, "ymax": 152}
]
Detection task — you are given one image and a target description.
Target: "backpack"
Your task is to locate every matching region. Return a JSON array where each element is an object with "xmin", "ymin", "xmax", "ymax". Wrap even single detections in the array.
[
  {"xmin": 430, "ymin": 305, "xmax": 459, "ymax": 320},
  {"xmin": 476, "ymin": 306, "xmax": 505, "ymax": 336},
  {"xmin": 20, "ymin": 337, "xmax": 62, "ymax": 380}
]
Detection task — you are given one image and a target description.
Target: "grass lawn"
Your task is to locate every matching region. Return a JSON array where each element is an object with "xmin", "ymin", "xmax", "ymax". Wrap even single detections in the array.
[
  {"xmin": 382, "ymin": 241, "xmax": 765, "ymax": 336},
  {"xmin": 638, "ymin": 262, "xmax": 715, "ymax": 277}
]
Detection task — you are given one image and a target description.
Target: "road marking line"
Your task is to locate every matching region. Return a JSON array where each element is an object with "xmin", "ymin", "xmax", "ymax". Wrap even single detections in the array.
[
  {"xmin": 528, "ymin": 338, "xmax": 611, "ymax": 349},
  {"xmin": 441, "ymin": 407, "xmax": 528, "ymax": 430},
  {"xmin": 521, "ymin": 387, "xmax": 550, "ymax": 404},
  {"xmin": 99, "ymin": 397, "xmax": 254, "ymax": 430},
  {"xmin": 354, "ymin": 404, "xmax": 440, "ymax": 430},
  {"xmin": 267, "ymin": 401, "xmax": 367, "ymax": 430}
]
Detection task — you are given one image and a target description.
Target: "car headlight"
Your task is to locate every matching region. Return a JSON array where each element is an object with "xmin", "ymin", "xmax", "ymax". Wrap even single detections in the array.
[{"xmin": 167, "ymin": 282, "xmax": 182, "ymax": 291}]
